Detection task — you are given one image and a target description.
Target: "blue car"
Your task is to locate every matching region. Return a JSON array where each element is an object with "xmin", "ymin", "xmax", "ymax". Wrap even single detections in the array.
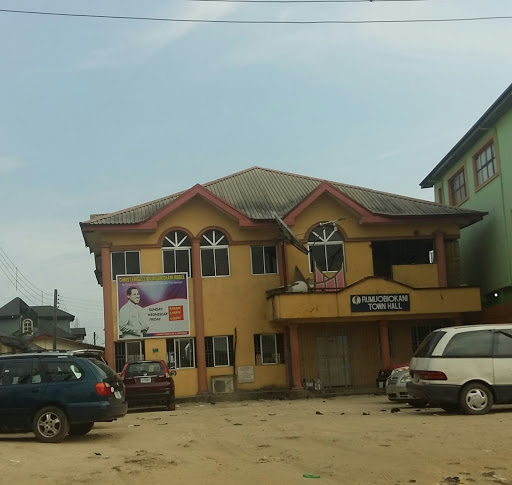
[{"xmin": 0, "ymin": 352, "xmax": 128, "ymax": 442}]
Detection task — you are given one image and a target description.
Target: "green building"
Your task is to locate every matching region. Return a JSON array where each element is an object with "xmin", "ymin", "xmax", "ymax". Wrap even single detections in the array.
[{"xmin": 421, "ymin": 83, "xmax": 512, "ymax": 322}]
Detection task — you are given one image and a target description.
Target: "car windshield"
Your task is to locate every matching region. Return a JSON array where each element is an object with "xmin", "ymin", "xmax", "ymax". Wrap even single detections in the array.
[
  {"xmin": 414, "ymin": 331, "xmax": 446, "ymax": 358},
  {"xmin": 125, "ymin": 362, "xmax": 165, "ymax": 377}
]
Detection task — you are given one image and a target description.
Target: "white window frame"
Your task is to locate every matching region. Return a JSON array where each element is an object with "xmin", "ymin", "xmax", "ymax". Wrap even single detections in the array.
[
  {"xmin": 162, "ymin": 230, "xmax": 192, "ymax": 277},
  {"xmin": 250, "ymin": 246, "xmax": 278, "ymax": 275},
  {"xmin": 260, "ymin": 334, "xmax": 278, "ymax": 365},
  {"xmin": 307, "ymin": 226, "xmax": 344, "ymax": 273},
  {"xmin": 200, "ymin": 230, "xmax": 231, "ymax": 278},
  {"xmin": 173, "ymin": 338, "xmax": 195, "ymax": 369},
  {"xmin": 213, "ymin": 336, "xmax": 231, "ymax": 367},
  {"xmin": 21, "ymin": 318, "xmax": 34, "ymax": 336},
  {"xmin": 111, "ymin": 250, "xmax": 141, "ymax": 280}
]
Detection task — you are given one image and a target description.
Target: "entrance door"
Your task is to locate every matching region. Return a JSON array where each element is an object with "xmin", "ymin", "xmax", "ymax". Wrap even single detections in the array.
[{"xmin": 316, "ymin": 336, "xmax": 352, "ymax": 387}]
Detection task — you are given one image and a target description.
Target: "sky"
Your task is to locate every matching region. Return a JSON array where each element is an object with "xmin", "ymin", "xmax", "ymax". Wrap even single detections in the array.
[{"xmin": 1, "ymin": 0, "xmax": 511, "ymax": 344}]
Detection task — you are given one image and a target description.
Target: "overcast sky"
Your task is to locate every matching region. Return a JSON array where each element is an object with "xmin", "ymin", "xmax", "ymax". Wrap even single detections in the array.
[{"xmin": 1, "ymin": 0, "xmax": 511, "ymax": 343}]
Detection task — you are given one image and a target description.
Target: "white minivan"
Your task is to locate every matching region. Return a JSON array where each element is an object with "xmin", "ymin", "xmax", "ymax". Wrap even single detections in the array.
[{"xmin": 407, "ymin": 324, "xmax": 512, "ymax": 415}]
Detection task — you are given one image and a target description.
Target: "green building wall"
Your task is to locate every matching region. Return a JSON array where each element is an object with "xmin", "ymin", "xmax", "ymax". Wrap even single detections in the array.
[{"xmin": 435, "ymin": 109, "xmax": 512, "ymax": 302}]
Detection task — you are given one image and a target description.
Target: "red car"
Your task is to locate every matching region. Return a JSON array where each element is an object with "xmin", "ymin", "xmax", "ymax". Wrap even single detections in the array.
[
  {"xmin": 121, "ymin": 360, "xmax": 176, "ymax": 411},
  {"xmin": 376, "ymin": 362, "xmax": 409, "ymax": 389}
]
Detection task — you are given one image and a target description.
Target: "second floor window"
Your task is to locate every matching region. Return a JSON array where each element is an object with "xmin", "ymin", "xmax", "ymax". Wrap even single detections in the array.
[
  {"xmin": 201, "ymin": 230, "xmax": 230, "ymax": 277},
  {"xmin": 251, "ymin": 246, "xmax": 278, "ymax": 275},
  {"xmin": 162, "ymin": 230, "xmax": 191, "ymax": 277},
  {"xmin": 449, "ymin": 168, "xmax": 467, "ymax": 205},
  {"xmin": 308, "ymin": 225, "xmax": 344, "ymax": 272},
  {"xmin": 112, "ymin": 251, "xmax": 140, "ymax": 280},
  {"xmin": 474, "ymin": 142, "xmax": 497, "ymax": 187}
]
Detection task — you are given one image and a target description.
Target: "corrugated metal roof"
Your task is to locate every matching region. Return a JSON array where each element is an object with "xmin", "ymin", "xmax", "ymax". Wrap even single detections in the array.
[{"xmin": 82, "ymin": 166, "xmax": 482, "ymax": 225}]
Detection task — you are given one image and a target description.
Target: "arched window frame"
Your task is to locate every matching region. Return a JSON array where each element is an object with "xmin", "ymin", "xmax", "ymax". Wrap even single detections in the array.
[
  {"xmin": 307, "ymin": 225, "xmax": 345, "ymax": 273},
  {"xmin": 200, "ymin": 230, "xmax": 230, "ymax": 277},
  {"xmin": 162, "ymin": 230, "xmax": 192, "ymax": 277}
]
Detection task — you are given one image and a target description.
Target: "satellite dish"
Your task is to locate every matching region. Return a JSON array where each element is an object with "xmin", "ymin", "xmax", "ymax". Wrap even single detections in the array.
[{"xmin": 272, "ymin": 211, "xmax": 308, "ymax": 255}]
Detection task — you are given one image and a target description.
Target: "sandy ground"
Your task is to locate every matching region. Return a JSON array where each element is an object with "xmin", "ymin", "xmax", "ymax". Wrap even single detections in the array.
[{"xmin": 1, "ymin": 394, "xmax": 511, "ymax": 485}]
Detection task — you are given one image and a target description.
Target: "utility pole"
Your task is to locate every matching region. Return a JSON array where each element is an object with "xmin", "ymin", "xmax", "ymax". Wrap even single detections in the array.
[
  {"xmin": 52, "ymin": 289, "xmax": 58, "ymax": 350},
  {"xmin": 94, "ymin": 332, "xmax": 96, "ymax": 346}
]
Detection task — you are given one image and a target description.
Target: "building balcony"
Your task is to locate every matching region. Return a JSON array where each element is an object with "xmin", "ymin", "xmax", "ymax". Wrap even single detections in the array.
[{"xmin": 267, "ymin": 276, "xmax": 481, "ymax": 323}]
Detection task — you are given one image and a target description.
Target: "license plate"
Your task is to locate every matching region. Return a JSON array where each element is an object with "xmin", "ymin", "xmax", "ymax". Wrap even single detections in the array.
[
  {"xmin": 114, "ymin": 390, "xmax": 122, "ymax": 399},
  {"xmin": 140, "ymin": 377, "xmax": 152, "ymax": 383}
]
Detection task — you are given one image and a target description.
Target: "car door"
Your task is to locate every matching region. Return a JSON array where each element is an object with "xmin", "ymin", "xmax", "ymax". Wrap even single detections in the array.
[
  {"xmin": 0, "ymin": 358, "xmax": 46, "ymax": 428},
  {"xmin": 492, "ymin": 328, "xmax": 512, "ymax": 402}
]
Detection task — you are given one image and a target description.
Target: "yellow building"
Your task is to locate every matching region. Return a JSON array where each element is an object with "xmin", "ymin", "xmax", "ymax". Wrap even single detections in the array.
[{"xmin": 80, "ymin": 167, "xmax": 485, "ymax": 396}]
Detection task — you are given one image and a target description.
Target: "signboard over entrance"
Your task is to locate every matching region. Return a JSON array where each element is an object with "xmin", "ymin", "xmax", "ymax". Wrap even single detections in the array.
[{"xmin": 350, "ymin": 294, "xmax": 410, "ymax": 312}]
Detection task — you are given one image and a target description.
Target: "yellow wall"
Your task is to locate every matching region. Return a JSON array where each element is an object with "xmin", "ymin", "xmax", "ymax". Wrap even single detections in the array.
[{"xmin": 98, "ymin": 192, "xmax": 474, "ymax": 397}]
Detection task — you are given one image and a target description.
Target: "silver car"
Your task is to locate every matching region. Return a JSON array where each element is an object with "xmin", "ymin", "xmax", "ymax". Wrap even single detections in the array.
[{"xmin": 385, "ymin": 366, "xmax": 427, "ymax": 407}]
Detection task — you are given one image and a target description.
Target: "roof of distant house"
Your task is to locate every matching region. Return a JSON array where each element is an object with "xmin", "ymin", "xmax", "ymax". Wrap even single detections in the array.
[{"xmin": 421, "ymin": 82, "xmax": 512, "ymax": 188}]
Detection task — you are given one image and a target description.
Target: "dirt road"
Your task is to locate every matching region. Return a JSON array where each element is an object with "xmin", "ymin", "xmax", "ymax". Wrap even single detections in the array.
[{"xmin": 1, "ymin": 394, "xmax": 511, "ymax": 485}]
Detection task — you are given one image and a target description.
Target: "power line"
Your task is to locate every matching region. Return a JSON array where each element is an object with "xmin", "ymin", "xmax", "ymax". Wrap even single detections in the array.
[
  {"xmin": 188, "ymin": 0, "xmax": 426, "ymax": 2},
  {"xmin": 0, "ymin": 8, "xmax": 511, "ymax": 24}
]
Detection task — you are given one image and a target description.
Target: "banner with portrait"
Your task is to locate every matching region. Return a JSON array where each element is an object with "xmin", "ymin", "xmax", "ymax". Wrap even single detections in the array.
[{"xmin": 116, "ymin": 273, "xmax": 190, "ymax": 340}]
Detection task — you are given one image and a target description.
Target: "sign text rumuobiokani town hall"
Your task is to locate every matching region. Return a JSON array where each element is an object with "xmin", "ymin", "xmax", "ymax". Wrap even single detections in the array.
[{"xmin": 350, "ymin": 294, "xmax": 410, "ymax": 312}]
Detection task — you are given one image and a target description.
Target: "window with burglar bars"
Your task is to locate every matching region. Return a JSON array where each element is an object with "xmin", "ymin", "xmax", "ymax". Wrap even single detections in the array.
[
  {"xmin": 254, "ymin": 334, "xmax": 285, "ymax": 365},
  {"xmin": 162, "ymin": 230, "xmax": 192, "ymax": 277},
  {"xmin": 111, "ymin": 251, "xmax": 141, "ymax": 280},
  {"xmin": 200, "ymin": 230, "xmax": 230, "ymax": 277},
  {"xmin": 308, "ymin": 225, "xmax": 344, "ymax": 273},
  {"xmin": 474, "ymin": 141, "xmax": 498, "ymax": 188},
  {"xmin": 205, "ymin": 336, "xmax": 234, "ymax": 367},
  {"xmin": 251, "ymin": 246, "xmax": 278, "ymax": 275},
  {"xmin": 166, "ymin": 338, "xmax": 196, "ymax": 369},
  {"xmin": 448, "ymin": 168, "xmax": 467, "ymax": 206}
]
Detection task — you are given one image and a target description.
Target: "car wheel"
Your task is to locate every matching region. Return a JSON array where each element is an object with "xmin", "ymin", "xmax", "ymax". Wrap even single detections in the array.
[
  {"xmin": 68, "ymin": 422, "xmax": 95, "ymax": 436},
  {"xmin": 407, "ymin": 399, "xmax": 428, "ymax": 408},
  {"xmin": 167, "ymin": 400, "xmax": 176, "ymax": 411},
  {"xmin": 32, "ymin": 406, "xmax": 69, "ymax": 443},
  {"xmin": 459, "ymin": 383, "xmax": 493, "ymax": 415}
]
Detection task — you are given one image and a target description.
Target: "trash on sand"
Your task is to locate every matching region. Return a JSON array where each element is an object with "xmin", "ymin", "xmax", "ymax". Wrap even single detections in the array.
[
  {"xmin": 303, "ymin": 473, "xmax": 321, "ymax": 479},
  {"xmin": 94, "ymin": 453, "xmax": 101, "ymax": 456},
  {"xmin": 315, "ymin": 411, "xmax": 323, "ymax": 415},
  {"xmin": 391, "ymin": 408, "xmax": 401, "ymax": 413},
  {"xmin": 442, "ymin": 477, "xmax": 460, "ymax": 484},
  {"xmin": 362, "ymin": 412, "xmax": 370, "ymax": 416}
]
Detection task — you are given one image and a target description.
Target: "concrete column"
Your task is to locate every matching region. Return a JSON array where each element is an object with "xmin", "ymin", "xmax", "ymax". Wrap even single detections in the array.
[
  {"xmin": 101, "ymin": 245, "xmax": 115, "ymax": 367},
  {"xmin": 378, "ymin": 320, "xmax": 391, "ymax": 368},
  {"xmin": 434, "ymin": 232, "xmax": 448, "ymax": 288},
  {"xmin": 278, "ymin": 241, "xmax": 288, "ymax": 288},
  {"xmin": 288, "ymin": 323, "xmax": 303, "ymax": 389},
  {"xmin": 191, "ymin": 238, "xmax": 208, "ymax": 393}
]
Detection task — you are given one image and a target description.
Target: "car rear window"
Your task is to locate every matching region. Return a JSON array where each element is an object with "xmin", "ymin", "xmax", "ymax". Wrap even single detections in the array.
[
  {"xmin": 442, "ymin": 330, "xmax": 493, "ymax": 357},
  {"xmin": 86, "ymin": 358, "xmax": 118, "ymax": 379},
  {"xmin": 413, "ymin": 331, "xmax": 446, "ymax": 358},
  {"xmin": 125, "ymin": 362, "xmax": 165, "ymax": 377}
]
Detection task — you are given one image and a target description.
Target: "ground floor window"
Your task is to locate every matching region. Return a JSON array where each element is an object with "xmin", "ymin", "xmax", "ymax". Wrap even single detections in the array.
[
  {"xmin": 114, "ymin": 341, "xmax": 145, "ymax": 372},
  {"xmin": 254, "ymin": 334, "xmax": 285, "ymax": 365},
  {"xmin": 166, "ymin": 338, "xmax": 196, "ymax": 369},
  {"xmin": 205, "ymin": 336, "xmax": 234, "ymax": 367}
]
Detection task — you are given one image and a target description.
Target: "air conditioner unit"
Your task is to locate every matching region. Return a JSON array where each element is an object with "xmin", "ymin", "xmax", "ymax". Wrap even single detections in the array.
[{"xmin": 211, "ymin": 375, "xmax": 235, "ymax": 394}]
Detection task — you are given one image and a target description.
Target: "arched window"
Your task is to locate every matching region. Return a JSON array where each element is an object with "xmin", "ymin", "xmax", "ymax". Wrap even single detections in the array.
[
  {"xmin": 308, "ymin": 225, "xmax": 344, "ymax": 272},
  {"xmin": 162, "ymin": 230, "xmax": 191, "ymax": 277},
  {"xmin": 200, "ymin": 230, "xmax": 230, "ymax": 277}
]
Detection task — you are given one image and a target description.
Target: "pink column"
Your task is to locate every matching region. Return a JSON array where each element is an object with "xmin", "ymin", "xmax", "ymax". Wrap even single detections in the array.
[
  {"xmin": 378, "ymin": 321, "xmax": 391, "ymax": 368},
  {"xmin": 434, "ymin": 232, "xmax": 448, "ymax": 288},
  {"xmin": 288, "ymin": 324, "xmax": 303, "ymax": 389},
  {"xmin": 101, "ymin": 245, "xmax": 115, "ymax": 367},
  {"xmin": 191, "ymin": 238, "xmax": 208, "ymax": 393}
]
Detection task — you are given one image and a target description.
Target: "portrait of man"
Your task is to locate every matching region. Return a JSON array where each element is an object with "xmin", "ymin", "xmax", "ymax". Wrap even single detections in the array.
[{"xmin": 118, "ymin": 286, "xmax": 149, "ymax": 338}]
